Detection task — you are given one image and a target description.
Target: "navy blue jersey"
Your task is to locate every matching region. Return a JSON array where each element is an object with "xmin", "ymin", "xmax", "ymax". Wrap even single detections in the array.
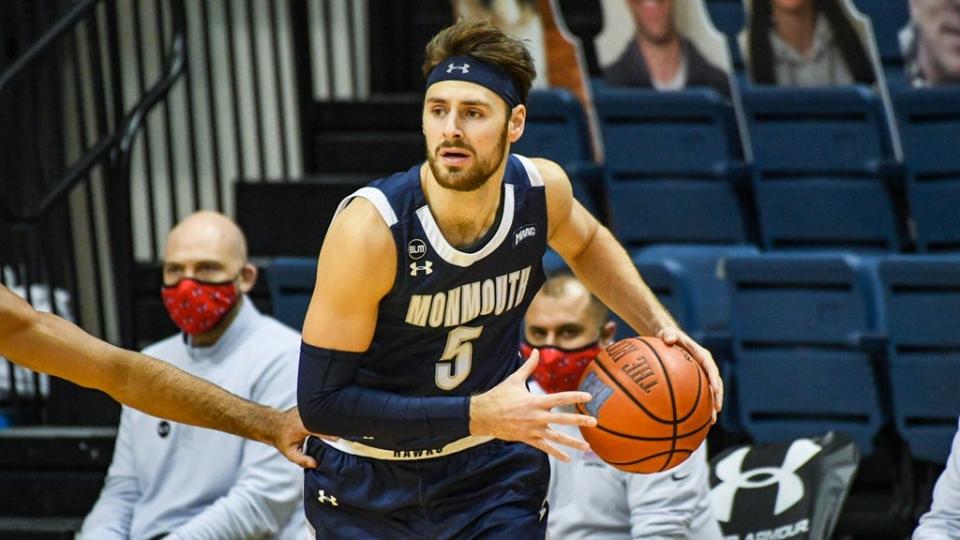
[{"xmin": 333, "ymin": 154, "xmax": 547, "ymax": 449}]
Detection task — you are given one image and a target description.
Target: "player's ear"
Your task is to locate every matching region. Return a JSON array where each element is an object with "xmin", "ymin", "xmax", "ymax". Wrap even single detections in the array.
[
  {"xmin": 507, "ymin": 104, "xmax": 525, "ymax": 143},
  {"xmin": 600, "ymin": 321, "xmax": 616, "ymax": 346}
]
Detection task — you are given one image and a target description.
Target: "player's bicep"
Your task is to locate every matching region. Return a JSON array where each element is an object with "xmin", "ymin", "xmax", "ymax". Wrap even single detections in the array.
[
  {"xmin": 301, "ymin": 199, "xmax": 396, "ymax": 351},
  {"xmin": 538, "ymin": 159, "xmax": 599, "ymax": 260}
]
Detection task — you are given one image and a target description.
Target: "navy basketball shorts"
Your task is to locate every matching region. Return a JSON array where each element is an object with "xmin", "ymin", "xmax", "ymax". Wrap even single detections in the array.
[{"xmin": 303, "ymin": 437, "xmax": 549, "ymax": 539}]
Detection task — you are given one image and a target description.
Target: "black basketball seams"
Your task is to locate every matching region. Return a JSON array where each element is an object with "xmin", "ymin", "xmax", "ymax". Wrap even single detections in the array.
[
  {"xmin": 580, "ymin": 338, "xmax": 711, "ymax": 473},
  {"xmin": 603, "ymin": 447, "xmax": 694, "ymax": 471},
  {"xmin": 593, "ymin": 418, "xmax": 712, "ymax": 441},
  {"xmin": 636, "ymin": 337, "xmax": 679, "ymax": 468}
]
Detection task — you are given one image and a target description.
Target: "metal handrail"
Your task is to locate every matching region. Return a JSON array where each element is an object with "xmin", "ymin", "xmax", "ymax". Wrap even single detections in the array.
[{"xmin": 0, "ymin": 0, "xmax": 187, "ymax": 223}]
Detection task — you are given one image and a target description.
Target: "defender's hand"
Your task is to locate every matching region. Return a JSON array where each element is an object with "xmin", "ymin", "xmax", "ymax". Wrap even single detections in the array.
[
  {"xmin": 469, "ymin": 350, "xmax": 597, "ymax": 462},
  {"xmin": 272, "ymin": 406, "xmax": 322, "ymax": 469},
  {"xmin": 658, "ymin": 327, "xmax": 724, "ymax": 424}
]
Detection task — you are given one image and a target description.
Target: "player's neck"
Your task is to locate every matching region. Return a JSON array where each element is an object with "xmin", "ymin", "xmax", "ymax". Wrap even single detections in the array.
[{"xmin": 420, "ymin": 163, "xmax": 505, "ymax": 248}]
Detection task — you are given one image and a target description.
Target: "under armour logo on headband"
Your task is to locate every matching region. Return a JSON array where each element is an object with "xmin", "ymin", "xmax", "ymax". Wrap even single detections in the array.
[{"xmin": 428, "ymin": 55, "xmax": 522, "ymax": 108}]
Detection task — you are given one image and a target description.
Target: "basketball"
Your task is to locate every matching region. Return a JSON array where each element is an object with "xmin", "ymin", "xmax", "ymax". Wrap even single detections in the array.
[{"xmin": 576, "ymin": 336, "xmax": 713, "ymax": 474}]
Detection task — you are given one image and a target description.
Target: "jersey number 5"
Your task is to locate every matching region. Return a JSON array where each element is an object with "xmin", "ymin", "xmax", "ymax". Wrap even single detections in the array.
[{"xmin": 435, "ymin": 326, "xmax": 483, "ymax": 390}]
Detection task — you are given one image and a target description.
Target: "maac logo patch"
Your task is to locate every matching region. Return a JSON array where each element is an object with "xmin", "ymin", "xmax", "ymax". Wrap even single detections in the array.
[{"xmin": 513, "ymin": 224, "xmax": 537, "ymax": 247}]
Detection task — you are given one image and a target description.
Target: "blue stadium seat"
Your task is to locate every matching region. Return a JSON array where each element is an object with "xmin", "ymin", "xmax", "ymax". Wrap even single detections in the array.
[
  {"xmin": 593, "ymin": 87, "xmax": 757, "ymax": 405},
  {"xmin": 595, "ymin": 87, "xmax": 753, "ymax": 247},
  {"xmin": 740, "ymin": 85, "xmax": 905, "ymax": 251},
  {"xmin": 879, "ymin": 256, "xmax": 960, "ymax": 463},
  {"xmin": 892, "ymin": 87, "xmax": 960, "ymax": 252},
  {"xmin": 265, "ymin": 257, "xmax": 317, "ymax": 330},
  {"xmin": 726, "ymin": 253, "xmax": 888, "ymax": 454},
  {"xmin": 853, "ymin": 0, "xmax": 910, "ymax": 84},
  {"xmin": 513, "ymin": 88, "xmax": 604, "ymax": 218},
  {"xmin": 628, "ymin": 257, "xmax": 695, "ymax": 339},
  {"xmin": 634, "ymin": 244, "xmax": 758, "ymax": 334},
  {"xmin": 706, "ymin": 0, "xmax": 746, "ymax": 71},
  {"xmin": 514, "ymin": 88, "xmax": 593, "ymax": 167},
  {"xmin": 634, "ymin": 244, "xmax": 760, "ymax": 438}
]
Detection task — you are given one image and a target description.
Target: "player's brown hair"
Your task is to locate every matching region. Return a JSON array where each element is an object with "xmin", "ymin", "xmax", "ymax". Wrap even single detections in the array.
[{"xmin": 422, "ymin": 19, "xmax": 537, "ymax": 105}]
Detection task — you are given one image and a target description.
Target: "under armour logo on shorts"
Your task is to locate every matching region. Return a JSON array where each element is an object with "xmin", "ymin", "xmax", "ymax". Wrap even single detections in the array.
[
  {"xmin": 317, "ymin": 489, "xmax": 338, "ymax": 506},
  {"xmin": 446, "ymin": 62, "xmax": 470, "ymax": 74}
]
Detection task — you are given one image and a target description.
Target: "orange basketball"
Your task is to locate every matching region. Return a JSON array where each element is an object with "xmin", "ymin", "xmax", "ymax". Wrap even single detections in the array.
[{"xmin": 576, "ymin": 336, "xmax": 713, "ymax": 473}]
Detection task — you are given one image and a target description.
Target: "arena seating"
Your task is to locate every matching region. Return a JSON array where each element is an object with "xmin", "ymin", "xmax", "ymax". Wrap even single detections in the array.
[
  {"xmin": 596, "ymin": 87, "xmax": 752, "ymax": 247},
  {"xmin": 853, "ymin": 0, "xmax": 911, "ymax": 84},
  {"xmin": 892, "ymin": 87, "xmax": 960, "ymax": 252},
  {"xmin": 739, "ymin": 85, "xmax": 906, "ymax": 251},
  {"xmin": 725, "ymin": 253, "xmax": 888, "ymax": 454},
  {"xmin": 513, "ymin": 88, "xmax": 604, "ymax": 217},
  {"xmin": 879, "ymin": 256, "xmax": 960, "ymax": 464}
]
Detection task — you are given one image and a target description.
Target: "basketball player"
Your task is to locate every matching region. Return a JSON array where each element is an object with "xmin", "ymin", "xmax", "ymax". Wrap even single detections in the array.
[
  {"xmin": 297, "ymin": 20, "xmax": 723, "ymax": 538},
  {"xmin": 524, "ymin": 272, "xmax": 722, "ymax": 539},
  {"xmin": 0, "ymin": 283, "xmax": 316, "ymax": 468}
]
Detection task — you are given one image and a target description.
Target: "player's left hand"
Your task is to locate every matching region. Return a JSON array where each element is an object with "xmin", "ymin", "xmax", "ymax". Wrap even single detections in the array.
[
  {"xmin": 658, "ymin": 327, "xmax": 723, "ymax": 424},
  {"xmin": 272, "ymin": 406, "xmax": 336, "ymax": 469}
]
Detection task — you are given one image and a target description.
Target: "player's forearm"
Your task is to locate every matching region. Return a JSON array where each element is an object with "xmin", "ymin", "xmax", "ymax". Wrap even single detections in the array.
[
  {"xmin": 566, "ymin": 225, "xmax": 677, "ymax": 335},
  {"xmin": 298, "ymin": 342, "xmax": 470, "ymax": 441},
  {"xmin": 10, "ymin": 309, "xmax": 279, "ymax": 445},
  {"xmin": 111, "ymin": 351, "xmax": 280, "ymax": 445}
]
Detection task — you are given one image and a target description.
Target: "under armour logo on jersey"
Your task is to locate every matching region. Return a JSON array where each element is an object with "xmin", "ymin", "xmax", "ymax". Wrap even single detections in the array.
[
  {"xmin": 410, "ymin": 261, "xmax": 433, "ymax": 276},
  {"xmin": 711, "ymin": 438, "xmax": 822, "ymax": 522},
  {"xmin": 317, "ymin": 489, "xmax": 338, "ymax": 506},
  {"xmin": 446, "ymin": 62, "xmax": 470, "ymax": 74}
]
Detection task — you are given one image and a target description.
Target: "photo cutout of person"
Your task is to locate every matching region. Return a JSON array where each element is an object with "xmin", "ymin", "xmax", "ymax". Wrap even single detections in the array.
[
  {"xmin": 900, "ymin": 0, "xmax": 960, "ymax": 87},
  {"xmin": 595, "ymin": 0, "xmax": 733, "ymax": 98},
  {"xmin": 453, "ymin": 0, "xmax": 549, "ymax": 87},
  {"xmin": 739, "ymin": 0, "xmax": 881, "ymax": 87}
]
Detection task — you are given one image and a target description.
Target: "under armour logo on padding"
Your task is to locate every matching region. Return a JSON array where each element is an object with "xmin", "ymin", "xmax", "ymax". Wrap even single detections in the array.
[
  {"xmin": 711, "ymin": 438, "xmax": 822, "ymax": 522},
  {"xmin": 446, "ymin": 62, "xmax": 470, "ymax": 74},
  {"xmin": 410, "ymin": 261, "xmax": 433, "ymax": 276},
  {"xmin": 317, "ymin": 489, "xmax": 338, "ymax": 506}
]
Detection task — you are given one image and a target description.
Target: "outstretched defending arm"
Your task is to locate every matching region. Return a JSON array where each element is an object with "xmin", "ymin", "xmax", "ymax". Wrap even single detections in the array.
[
  {"xmin": 0, "ymin": 285, "xmax": 315, "ymax": 468},
  {"xmin": 538, "ymin": 157, "xmax": 724, "ymax": 418}
]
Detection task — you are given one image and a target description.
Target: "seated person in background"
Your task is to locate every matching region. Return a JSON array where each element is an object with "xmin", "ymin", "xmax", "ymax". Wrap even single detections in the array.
[
  {"xmin": 78, "ymin": 211, "xmax": 304, "ymax": 540},
  {"xmin": 901, "ymin": 0, "xmax": 960, "ymax": 86},
  {"xmin": 523, "ymin": 272, "xmax": 722, "ymax": 540},
  {"xmin": 913, "ymin": 415, "xmax": 960, "ymax": 539},
  {"xmin": 604, "ymin": 0, "xmax": 730, "ymax": 98},
  {"xmin": 747, "ymin": 0, "xmax": 875, "ymax": 86}
]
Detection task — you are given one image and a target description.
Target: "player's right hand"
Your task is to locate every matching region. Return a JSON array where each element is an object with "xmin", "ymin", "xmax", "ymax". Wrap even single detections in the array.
[{"xmin": 469, "ymin": 349, "xmax": 597, "ymax": 462}]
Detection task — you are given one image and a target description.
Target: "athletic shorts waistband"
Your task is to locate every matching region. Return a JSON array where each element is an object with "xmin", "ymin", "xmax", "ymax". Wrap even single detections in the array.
[{"xmin": 317, "ymin": 434, "xmax": 495, "ymax": 461}]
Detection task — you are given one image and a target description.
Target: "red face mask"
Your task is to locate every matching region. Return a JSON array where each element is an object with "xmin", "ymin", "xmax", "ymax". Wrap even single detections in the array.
[
  {"xmin": 161, "ymin": 278, "xmax": 239, "ymax": 336},
  {"xmin": 521, "ymin": 339, "xmax": 602, "ymax": 394}
]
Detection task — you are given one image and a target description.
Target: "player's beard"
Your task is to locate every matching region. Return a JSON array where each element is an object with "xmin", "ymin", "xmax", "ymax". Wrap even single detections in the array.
[{"xmin": 427, "ymin": 122, "xmax": 509, "ymax": 193}]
